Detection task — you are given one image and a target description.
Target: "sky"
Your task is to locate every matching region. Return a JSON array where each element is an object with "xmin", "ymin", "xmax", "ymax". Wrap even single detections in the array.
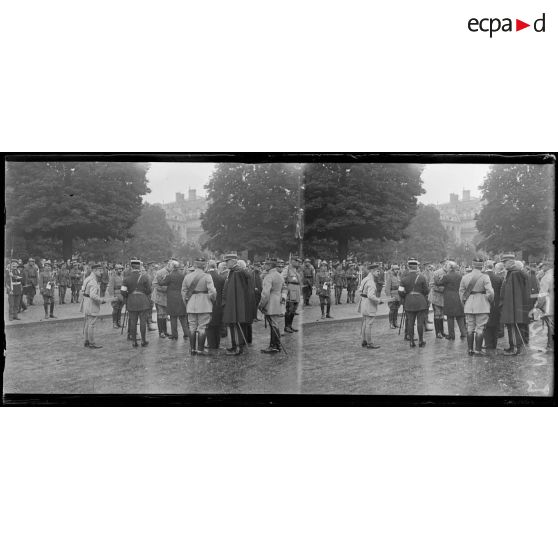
[{"xmin": 144, "ymin": 162, "xmax": 491, "ymax": 206}]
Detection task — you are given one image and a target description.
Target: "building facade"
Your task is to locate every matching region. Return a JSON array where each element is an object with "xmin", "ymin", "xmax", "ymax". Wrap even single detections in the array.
[
  {"xmin": 436, "ymin": 190, "xmax": 485, "ymax": 245},
  {"xmin": 157, "ymin": 189, "xmax": 208, "ymax": 245}
]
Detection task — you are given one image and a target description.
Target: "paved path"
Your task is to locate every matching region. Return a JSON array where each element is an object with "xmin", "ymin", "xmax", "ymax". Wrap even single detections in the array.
[{"xmin": 4, "ymin": 290, "xmax": 553, "ymax": 395}]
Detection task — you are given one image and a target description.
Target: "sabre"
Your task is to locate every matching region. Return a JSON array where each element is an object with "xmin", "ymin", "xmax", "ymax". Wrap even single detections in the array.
[
  {"xmin": 265, "ymin": 315, "xmax": 288, "ymax": 356},
  {"xmin": 121, "ymin": 306, "xmax": 128, "ymax": 335}
]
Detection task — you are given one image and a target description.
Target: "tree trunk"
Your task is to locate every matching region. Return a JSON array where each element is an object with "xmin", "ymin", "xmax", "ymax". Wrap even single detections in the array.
[
  {"xmin": 337, "ymin": 237, "xmax": 349, "ymax": 261},
  {"xmin": 62, "ymin": 231, "xmax": 73, "ymax": 261}
]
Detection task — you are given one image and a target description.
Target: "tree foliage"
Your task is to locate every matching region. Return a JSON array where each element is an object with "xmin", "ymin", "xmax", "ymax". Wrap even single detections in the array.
[
  {"xmin": 5, "ymin": 161, "xmax": 150, "ymax": 260},
  {"xmin": 476, "ymin": 164, "xmax": 554, "ymax": 259},
  {"xmin": 349, "ymin": 204, "xmax": 448, "ymax": 264},
  {"xmin": 201, "ymin": 163, "xmax": 300, "ymax": 258},
  {"xmin": 303, "ymin": 163, "xmax": 425, "ymax": 259}
]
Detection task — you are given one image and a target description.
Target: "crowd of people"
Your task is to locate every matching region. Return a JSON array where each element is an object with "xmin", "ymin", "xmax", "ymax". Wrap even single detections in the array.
[
  {"xmin": 5, "ymin": 252, "xmax": 554, "ymax": 358},
  {"xmin": 5, "ymin": 254, "xmax": 307, "ymax": 356},
  {"xmin": 335, "ymin": 255, "xmax": 552, "ymax": 356}
]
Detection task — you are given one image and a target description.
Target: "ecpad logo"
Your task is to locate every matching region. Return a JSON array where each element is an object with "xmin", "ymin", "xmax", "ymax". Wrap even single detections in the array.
[{"xmin": 468, "ymin": 13, "xmax": 546, "ymax": 37}]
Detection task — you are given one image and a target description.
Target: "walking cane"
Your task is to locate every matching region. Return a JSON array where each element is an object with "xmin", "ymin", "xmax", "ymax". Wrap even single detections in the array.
[
  {"xmin": 120, "ymin": 307, "xmax": 128, "ymax": 335},
  {"xmin": 514, "ymin": 322, "xmax": 527, "ymax": 351},
  {"xmin": 398, "ymin": 309, "xmax": 405, "ymax": 335},
  {"xmin": 265, "ymin": 315, "xmax": 288, "ymax": 356},
  {"xmin": 236, "ymin": 322, "xmax": 249, "ymax": 348}
]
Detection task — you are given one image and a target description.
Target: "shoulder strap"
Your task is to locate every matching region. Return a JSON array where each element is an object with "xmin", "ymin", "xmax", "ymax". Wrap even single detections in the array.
[
  {"xmin": 185, "ymin": 273, "xmax": 203, "ymax": 300},
  {"xmin": 462, "ymin": 274, "xmax": 477, "ymax": 299}
]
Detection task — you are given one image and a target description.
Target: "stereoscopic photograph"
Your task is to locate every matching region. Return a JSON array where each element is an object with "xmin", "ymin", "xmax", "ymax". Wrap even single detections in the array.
[{"xmin": 3, "ymin": 155, "xmax": 555, "ymax": 401}]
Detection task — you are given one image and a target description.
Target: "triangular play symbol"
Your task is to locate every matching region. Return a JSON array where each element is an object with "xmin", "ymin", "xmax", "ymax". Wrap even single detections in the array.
[{"xmin": 516, "ymin": 19, "xmax": 530, "ymax": 31}]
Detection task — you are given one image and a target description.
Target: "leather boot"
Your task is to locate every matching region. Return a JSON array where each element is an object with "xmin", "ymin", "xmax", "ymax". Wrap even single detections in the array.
[
  {"xmin": 198, "ymin": 332, "xmax": 208, "ymax": 356},
  {"xmin": 467, "ymin": 333, "xmax": 475, "ymax": 355},
  {"xmin": 190, "ymin": 333, "xmax": 197, "ymax": 355},
  {"xmin": 475, "ymin": 333, "xmax": 486, "ymax": 356}
]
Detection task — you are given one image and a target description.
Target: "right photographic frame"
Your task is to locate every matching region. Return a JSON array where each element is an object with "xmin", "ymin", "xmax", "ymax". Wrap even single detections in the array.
[{"xmin": 300, "ymin": 153, "xmax": 555, "ymax": 398}]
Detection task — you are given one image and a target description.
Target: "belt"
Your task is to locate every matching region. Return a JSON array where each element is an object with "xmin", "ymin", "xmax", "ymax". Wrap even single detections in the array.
[
  {"xmin": 12, "ymin": 281, "xmax": 21, "ymax": 285},
  {"xmin": 84, "ymin": 294, "xmax": 90, "ymax": 298},
  {"xmin": 193, "ymin": 290, "xmax": 209, "ymax": 294},
  {"xmin": 287, "ymin": 282, "xmax": 300, "ymax": 285},
  {"xmin": 471, "ymin": 291, "xmax": 486, "ymax": 294},
  {"xmin": 361, "ymin": 294, "xmax": 368, "ymax": 298}
]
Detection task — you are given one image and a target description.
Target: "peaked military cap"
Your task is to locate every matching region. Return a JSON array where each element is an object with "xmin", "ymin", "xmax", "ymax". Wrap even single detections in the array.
[
  {"xmin": 501, "ymin": 253, "xmax": 515, "ymax": 261},
  {"xmin": 368, "ymin": 263, "xmax": 379, "ymax": 270},
  {"xmin": 223, "ymin": 252, "xmax": 238, "ymax": 261},
  {"xmin": 194, "ymin": 257, "xmax": 207, "ymax": 264},
  {"xmin": 407, "ymin": 258, "xmax": 419, "ymax": 266},
  {"xmin": 472, "ymin": 258, "xmax": 484, "ymax": 269},
  {"xmin": 91, "ymin": 263, "xmax": 103, "ymax": 269},
  {"xmin": 266, "ymin": 257, "xmax": 278, "ymax": 266},
  {"xmin": 130, "ymin": 258, "xmax": 141, "ymax": 267}
]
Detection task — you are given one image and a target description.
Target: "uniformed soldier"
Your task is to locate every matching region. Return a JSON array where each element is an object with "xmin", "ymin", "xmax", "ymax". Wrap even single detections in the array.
[
  {"xmin": 259, "ymin": 258, "xmax": 286, "ymax": 354},
  {"xmin": 80, "ymin": 263, "xmax": 107, "ymax": 349},
  {"xmin": 282, "ymin": 256, "xmax": 303, "ymax": 333},
  {"xmin": 345, "ymin": 263, "xmax": 359, "ymax": 304},
  {"xmin": 375, "ymin": 263, "xmax": 385, "ymax": 298},
  {"xmin": 459, "ymin": 258, "xmax": 494, "ymax": 356},
  {"xmin": 315, "ymin": 261, "xmax": 334, "ymax": 319},
  {"xmin": 108, "ymin": 263, "xmax": 125, "ymax": 329},
  {"xmin": 536, "ymin": 258, "xmax": 554, "ymax": 352},
  {"xmin": 357, "ymin": 263, "xmax": 382, "ymax": 349},
  {"xmin": 182, "ymin": 257, "xmax": 216, "ymax": 356},
  {"xmin": 56, "ymin": 263, "xmax": 71, "ymax": 304},
  {"xmin": 301, "ymin": 258, "xmax": 315, "ymax": 306},
  {"xmin": 121, "ymin": 259, "xmax": 153, "ymax": 348},
  {"xmin": 38, "ymin": 261, "xmax": 57, "ymax": 319},
  {"xmin": 332, "ymin": 263, "xmax": 346, "ymax": 305},
  {"xmin": 70, "ymin": 262, "xmax": 83, "ymax": 303},
  {"xmin": 5, "ymin": 260, "xmax": 23, "ymax": 321},
  {"xmin": 23, "ymin": 258, "xmax": 39, "ymax": 306},
  {"xmin": 384, "ymin": 264, "xmax": 402, "ymax": 328},
  {"xmin": 399, "ymin": 258, "xmax": 429, "ymax": 348},
  {"xmin": 429, "ymin": 260, "xmax": 448, "ymax": 339}
]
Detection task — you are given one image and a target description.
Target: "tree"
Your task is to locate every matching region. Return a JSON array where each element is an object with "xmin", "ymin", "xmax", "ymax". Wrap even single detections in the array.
[
  {"xmin": 5, "ymin": 161, "xmax": 150, "ymax": 261},
  {"xmin": 124, "ymin": 203, "xmax": 174, "ymax": 262},
  {"xmin": 201, "ymin": 163, "xmax": 300, "ymax": 258},
  {"xmin": 304, "ymin": 163, "xmax": 424, "ymax": 260},
  {"xmin": 349, "ymin": 204, "xmax": 448, "ymax": 264},
  {"xmin": 476, "ymin": 164, "xmax": 554, "ymax": 260}
]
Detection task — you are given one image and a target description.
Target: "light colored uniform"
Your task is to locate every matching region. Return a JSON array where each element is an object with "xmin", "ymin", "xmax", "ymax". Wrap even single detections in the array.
[
  {"xmin": 459, "ymin": 269, "xmax": 494, "ymax": 334},
  {"xmin": 357, "ymin": 273, "xmax": 381, "ymax": 345},
  {"xmin": 182, "ymin": 268, "xmax": 216, "ymax": 335},
  {"xmin": 80, "ymin": 276, "xmax": 103, "ymax": 344}
]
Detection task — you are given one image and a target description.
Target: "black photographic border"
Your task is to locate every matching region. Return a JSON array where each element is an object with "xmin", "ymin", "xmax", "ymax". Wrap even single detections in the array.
[{"xmin": 2, "ymin": 152, "xmax": 556, "ymax": 406}]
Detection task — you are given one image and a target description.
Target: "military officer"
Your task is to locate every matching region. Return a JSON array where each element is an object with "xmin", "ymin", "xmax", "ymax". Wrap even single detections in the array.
[
  {"xmin": 301, "ymin": 258, "xmax": 315, "ymax": 306},
  {"xmin": 38, "ymin": 261, "xmax": 57, "ymax": 319},
  {"xmin": 182, "ymin": 257, "xmax": 216, "ymax": 356},
  {"xmin": 6, "ymin": 260, "xmax": 23, "ymax": 321},
  {"xmin": 315, "ymin": 261, "xmax": 334, "ymax": 319},
  {"xmin": 281, "ymin": 256, "xmax": 303, "ymax": 333},
  {"xmin": 536, "ymin": 258, "xmax": 554, "ymax": 352},
  {"xmin": 459, "ymin": 258, "xmax": 494, "ymax": 356},
  {"xmin": 108, "ymin": 263, "xmax": 125, "ymax": 329},
  {"xmin": 259, "ymin": 258, "xmax": 286, "ymax": 354},
  {"xmin": 429, "ymin": 259, "xmax": 448, "ymax": 339},
  {"xmin": 384, "ymin": 264, "xmax": 402, "ymax": 328},
  {"xmin": 399, "ymin": 258, "xmax": 429, "ymax": 348},
  {"xmin": 23, "ymin": 258, "xmax": 39, "ymax": 306},
  {"xmin": 345, "ymin": 263, "xmax": 359, "ymax": 304},
  {"xmin": 80, "ymin": 263, "xmax": 107, "ymax": 349},
  {"xmin": 70, "ymin": 262, "xmax": 83, "ymax": 303},
  {"xmin": 357, "ymin": 263, "xmax": 382, "ymax": 349},
  {"xmin": 121, "ymin": 259, "xmax": 152, "ymax": 347},
  {"xmin": 332, "ymin": 262, "xmax": 346, "ymax": 305}
]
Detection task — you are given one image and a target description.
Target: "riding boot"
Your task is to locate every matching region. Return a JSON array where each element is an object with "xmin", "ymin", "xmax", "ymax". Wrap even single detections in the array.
[
  {"xmin": 189, "ymin": 333, "xmax": 197, "ymax": 355},
  {"xmin": 44, "ymin": 303, "xmax": 49, "ymax": 319},
  {"xmin": 198, "ymin": 332, "xmax": 208, "ymax": 355},
  {"xmin": 467, "ymin": 333, "xmax": 475, "ymax": 355},
  {"xmin": 475, "ymin": 332, "xmax": 486, "ymax": 356}
]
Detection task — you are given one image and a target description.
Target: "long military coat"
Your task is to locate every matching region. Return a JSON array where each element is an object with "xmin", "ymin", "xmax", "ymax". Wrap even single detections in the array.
[
  {"xmin": 222, "ymin": 266, "xmax": 257, "ymax": 324},
  {"xmin": 499, "ymin": 269, "xmax": 530, "ymax": 324},
  {"xmin": 159, "ymin": 269, "xmax": 186, "ymax": 316},
  {"xmin": 439, "ymin": 271, "xmax": 464, "ymax": 317}
]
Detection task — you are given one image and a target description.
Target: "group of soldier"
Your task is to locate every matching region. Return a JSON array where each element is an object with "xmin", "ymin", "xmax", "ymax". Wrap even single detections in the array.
[
  {"xmin": 78, "ymin": 253, "xmax": 307, "ymax": 356},
  {"xmin": 355, "ymin": 255, "xmax": 554, "ymax": 356}
]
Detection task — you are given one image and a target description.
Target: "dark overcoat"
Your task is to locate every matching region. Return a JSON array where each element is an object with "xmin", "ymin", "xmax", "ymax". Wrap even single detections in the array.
[
  {"xmin": 122, "ymin": 271, "xmax": 152, "ymax": 312},
  {"xmin": 486, "ymin": 271, "xmax": 503, "ymax": 327},
  {"xmin": 208, "ymin": 270, "xmax": 225, "ymax": 327},
  {"xmin": 400, "ymin": 271, "xmax": 429, "ymax": 312},
  {"xmin": 160, "ymin": 269, "xmax": 186, "ymax": 316},
  {"xmin": 222, "ymin": 267, "xmax": 257, "ymax": 324},
  {"xmin": 440, "ymin": 271, "xmax": 465, "ymax": 317},
  {"xmin": 499, "ymin": 269, "xmax": 530, "ymax": 324}
]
